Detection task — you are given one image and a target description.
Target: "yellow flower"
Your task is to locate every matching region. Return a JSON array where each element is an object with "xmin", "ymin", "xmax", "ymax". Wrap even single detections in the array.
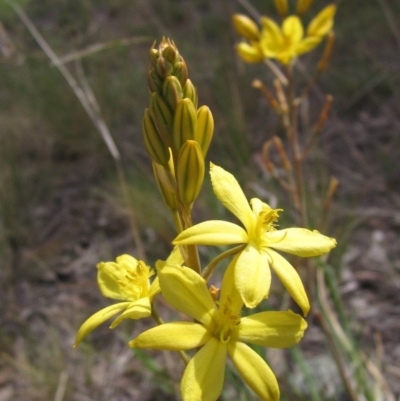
[
  {"xmin": 74, "ymin": 255, "xmax": 160, "ymax": 347},
  {"xmin": 173, "ymin": 163, "xmax": 337, "ymax": 313},
  {"xmin": 129, "ymin": 260, "xmax": 307, "ymax": 401},
  {"xmin": 260, "ymin": 5, "xmax": 336, "ymax": 64}
]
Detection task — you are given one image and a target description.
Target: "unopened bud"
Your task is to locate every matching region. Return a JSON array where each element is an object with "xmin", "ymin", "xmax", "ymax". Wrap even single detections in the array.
[
  {"xmin": 149, "ymin": 92, "xmax": 173, "ymax": 147},
  {"xmin": 195, "ymin": 106, "xmax": 214, "ymax": 157},
  {"xmin": 156, "ymin": 56, "xmax": 174, "ymax": 79},
  {"xmin": 317, "ymin": 31, "xmax": 335, "ymax": 72},
  {"xmin": 177, "ymin": 140, "xmax": 205, "ymax": 205},
  {"xmin": 274, "ymin": 0, "xmax": 288, "ymax": 17},
  {"xmin": 173, "ymin": 60, "xmax": 188, "ymax": 88},
  {"xmin": 148, "ymin": 42, "xmax": 159, "ymax": 68},
  {"xmin": 162, "ymin": 75, "xmax": 183, "ymax": 111},
  {"xmin": 182, "ymin": 79, "xmax": 198, "ymax": 109},
  {"xmin": 232, "ymin": 14, "xmax": 260, "ymax": 41},
  {"xmin": 172, "ymin": 98, "xmax": 197, "ymax": 152},
  {"xmin": 142, "ymin": 109, "xmax": 170, "ymax": 165},
  {"xmin": 162, "ymin": 44, "xmax": 178, "ymax": 64},
  {"xmin": 152, "ymin": 161, "xmax": 178, "ymax": 211},
  {"xmin": 296, "ymin": 0, "xmax": 314, "ymax": 15},
  {"xmin": 147, "ymin": 68, "xmax": 163, "ymax": 94}
]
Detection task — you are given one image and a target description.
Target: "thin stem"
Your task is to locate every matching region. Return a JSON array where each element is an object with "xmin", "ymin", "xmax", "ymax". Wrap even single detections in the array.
[
  {"xmin": 202, "ymin": 245, "xmax": 246, "ymax": 282},
  {"xmin": 151, "ymin": 307, "xmax": 190, "ymax": 365},
  {"xmin": 286, "ymin": 65, "xmax": 307, "ymax": 227}
]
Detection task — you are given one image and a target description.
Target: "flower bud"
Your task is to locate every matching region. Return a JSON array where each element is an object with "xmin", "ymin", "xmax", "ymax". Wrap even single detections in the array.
[
  {"xmin": 149, "ymin": 92, "xmax": 173, "ymax": 147},
  {"xmin": 232, "ymin": 14, "xmax": 260, "ymax": 41},
  {"xmin": 177, "ymin": 140, "xmax": 205, "ymax": 205},
  {"xmin": 162, "ymin": 75, "xmax": 183, "ymax": 112},
  {"xmin": 152, "ymin": 161, "xmax": 178, "ymax": 211},
  {"xmin": 236, "ymin": 42, "xmax": 264, "ymax": 63},
  {"xmin": 296, "ymin": 0, "xmax": 314, "ymax": 15},
  {"xmin": 147, "ymin": 68, "xmax": 163, "ymax": 94},
  {"xmin": 172, "ymin": 98, "xmax": 197, "ymax": 152},
  {"xmin": 142, "ymin": 109, "xmax": 170, "ymax": 165},
  {"xmin": 173, "ymin": 60, "xmax": 188, "ymax": 88},
  {"xmin": 148, "ymin": 42, "xmax": 159, "ymax": 68},
  {"xmin": 274, "ymin": 0, "xmax": 288, "ymax": 17},
  {"xmin": 195, "ymin": 106, "xmax": 214, "ymax": 157},
  {"xmin": 182, "ymin": 79, "xmax": 198, "ymax": 109}
]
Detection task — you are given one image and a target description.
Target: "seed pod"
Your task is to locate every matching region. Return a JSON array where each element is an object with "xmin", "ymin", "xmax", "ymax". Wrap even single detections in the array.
[
  {"xmin": 172, "ymin": 98, "xmax": 197, "ymax": 152},
  {"xmin": 177, "ymin": 140, "xmax": 205, "ymax": 206},
  {"xmin": 182, "ymin": 79, "xmax": 198, "ymax": 109},
  {"xmin": 142, "ymin": 109, "xmax": 170, "ymax": 165},
  {"xmin": 162, "ymin": 76, "xmax": 183, "ymax": 112},
  {"xmin": 195, "ymin": 106, "xmax": 214, "ymax": 157},
  {"xmin": 149, "ymin": 92, "xmax": 173, "ymax": 147}
]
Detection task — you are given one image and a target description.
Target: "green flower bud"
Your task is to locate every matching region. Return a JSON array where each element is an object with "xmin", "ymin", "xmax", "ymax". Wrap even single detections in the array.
[
  {"xmin": 162, "ymin": 76, "xmax": 183, "ymax": 112},
  {"xmin": 149, "ymin": 92, "xmax": 173, "ymax": 147},
  {"xmin": 152, "ymin": 161, "xmax": 178, "ymax": 211},
  {"xmin": 156, "ymin": 56, "xmax": 174, "ymax": 79},
  {"xmin": 195, "ymin": 106, "xmax": 214, "ymax": 157},
  {"xmin": 177, "ymin": 140, "xmax": 205, "ymax": 206},
  {"xmin": 147, "ymin": 68, "xmax": 163, "ymax": 94},
  {"xmin": 162, "ymin": 44, "xmax": 178, "ymax": 64},
  {"xmin": 173, "ymin": 98, "xmax": 197, "ymax": 152},
  {"xmin": 182, "ymin": 79, "xmax": 198, "ymax": 109},
  {"xmin": 148, "ymin": 42, "xmax": 159, "ymax": 68},
  {"xmin": 173, "ymin": 60, "xmax": 188, "ymax": 88},
  {"xmin": 143, "ymin": 109, "xmax": 170, "ymax": 165}
]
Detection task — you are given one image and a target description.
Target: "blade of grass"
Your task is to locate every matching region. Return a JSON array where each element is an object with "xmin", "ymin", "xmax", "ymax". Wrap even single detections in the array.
[{"xmin": 6, "ymin": 0, "xmax": 145, "ymax": 259}]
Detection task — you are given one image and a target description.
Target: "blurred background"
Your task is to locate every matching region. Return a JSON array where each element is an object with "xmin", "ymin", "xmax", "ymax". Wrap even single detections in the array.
[{"xmin": 1, "ymin": 0, "xmax": 400, "ymax": 400}]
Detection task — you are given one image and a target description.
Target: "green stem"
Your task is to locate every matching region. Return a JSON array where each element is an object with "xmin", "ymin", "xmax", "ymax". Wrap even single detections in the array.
[{"xmin": 202, "ymin": 244, "xmax": 246, "ymax": 282}]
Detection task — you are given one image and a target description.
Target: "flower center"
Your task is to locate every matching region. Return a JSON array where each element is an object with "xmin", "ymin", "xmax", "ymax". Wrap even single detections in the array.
[
  {"xmin": 255, "ymin": 206, "xmax": 282, "ymax": 239},
  {"xmin": 214, "ymin": 297, "xmax": 241, "ymax": 344},
  {"xmin": 118, "ymin": 260, "xmax": 152, "ymax": 299}
]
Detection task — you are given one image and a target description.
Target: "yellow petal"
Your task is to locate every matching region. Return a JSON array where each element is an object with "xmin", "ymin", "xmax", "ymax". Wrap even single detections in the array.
[
  {"xmin": 238, "ymin": 310, "xmax": 307, "ymax": 347},
  {"xmin": 295, "ymin": 36, "xmax": 322, "ymax": 55},
  {"xmin": 166, "ymin": 245, "xmax": 185, "ymax": 265},
  {"xmin": 260, "ymin": 17, "xmax": 284, "ymax": 57},
  {"xmin": 181, "ymin": 337, "xmax": 226, "ymax": 401},
  {"xmin": 158, "ymin": 265, "xmax": 216, "ymax": 327},
  {"xmin": 282, "ymin": 16, "xmax": 304, "ymax": 44},
  {"xmin": 228, "ymin": 341, "xmax": 279, "ymax": 401},
  {"xmin": 220, "ymin": 254, "xmax": 243, "ymax": 315},
  {"xmin": 266, "ymin": 249, "xmax": 310, "ymax": 316},
  {"xmin": 74, "ymin": 302, "xmax": 131, "ymax": 347},
  {"xmin": 110, "ymin": 297, "xmax": 151, "ymax": 328},
  {"xmin": 173, "ymin": 220, "xmax": 248, "ymax": 246},
  {"xmin": 210, "ymin": 163, "xmax": 255, "ymax": 233},
  {"xmin": 235, "ymin": 245, "xmax": 271, "ymax": 308},
  {"xmin": 97, "ymin": 255, "xmax": 138, "ymax": 301},
  {"xmin": 236, "ymin": 41, "xmax": 264, "ymax": 63},
  {"xmin": 129, "ymin": 322, "xmax": 210, "ymax": 350},
  {"xmin": 232, "ymin": 14, "xmax": 260, "ymax": 41},
  {"xmin": 148, "ymin": 276, "xmax": 160, "ymax": 299},
  {"xmin": 307, "ymin": 4, "xmax": 336, "ymax": 37},
  {"xmin": 265, "ymin": 227, "xmax": 337, "ymax": 256}
]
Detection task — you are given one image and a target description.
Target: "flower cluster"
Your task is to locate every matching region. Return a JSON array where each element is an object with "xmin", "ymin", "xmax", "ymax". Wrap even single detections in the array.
[
  {"xmin": 233, "ymin": 0, "xmax": 336, "ymax": 65},
  {"xmin": 74, "ymin": 36, "xmax": 337, "ymax": 401}
]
